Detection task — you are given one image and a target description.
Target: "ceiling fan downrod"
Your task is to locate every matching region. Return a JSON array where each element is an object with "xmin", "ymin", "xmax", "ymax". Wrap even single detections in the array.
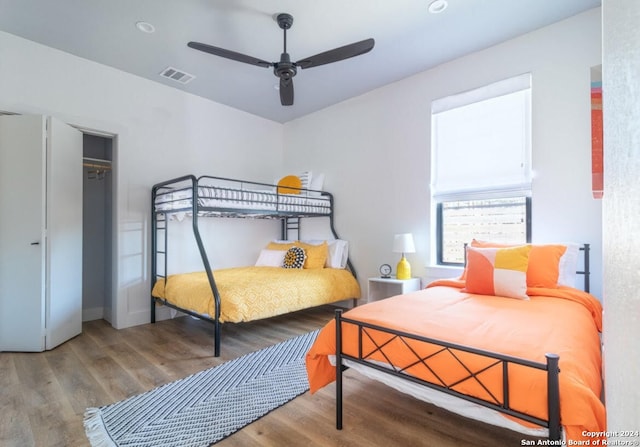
[{"xmin": 274, "ymin": 13, "xmax": 296, "ymax": 81}]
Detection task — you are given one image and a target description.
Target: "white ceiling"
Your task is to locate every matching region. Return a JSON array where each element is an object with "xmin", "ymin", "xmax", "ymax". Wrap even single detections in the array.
[{"xmin": 0, "ymin": 0, "xmax": 600, "ymax": 123}]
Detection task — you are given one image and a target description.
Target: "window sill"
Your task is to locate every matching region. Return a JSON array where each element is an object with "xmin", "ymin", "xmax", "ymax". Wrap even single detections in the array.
[{"xmin": 425, "ymin": 265, "xmax": 463, "ymax": 283}]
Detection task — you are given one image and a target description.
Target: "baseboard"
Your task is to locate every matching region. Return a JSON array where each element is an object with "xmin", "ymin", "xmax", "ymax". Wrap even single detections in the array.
[
  {"xmin": 153, "ymin": 305, "xmax": 185, "ymax": 321},
  {"xmin": 82, "ymin": 307, "xmax": 104, "ymax": 322}
]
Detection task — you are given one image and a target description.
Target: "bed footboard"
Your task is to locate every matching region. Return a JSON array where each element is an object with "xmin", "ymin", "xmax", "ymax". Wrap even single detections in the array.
[{"xmin": 334, "ymin": 309, "xmax": 561, "ymax": 440}]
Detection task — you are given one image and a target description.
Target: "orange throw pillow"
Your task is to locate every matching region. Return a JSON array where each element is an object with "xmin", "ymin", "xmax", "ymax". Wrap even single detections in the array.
[{"xmin": 277, "ymin": 175, "xmax": 302, "ymax": 194}]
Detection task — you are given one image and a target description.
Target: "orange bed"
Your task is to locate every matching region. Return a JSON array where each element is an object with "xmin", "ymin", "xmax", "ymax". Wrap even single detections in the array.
[{"xmin": 306, "ymin": 279, "xmax": 604, "ymax": 443}]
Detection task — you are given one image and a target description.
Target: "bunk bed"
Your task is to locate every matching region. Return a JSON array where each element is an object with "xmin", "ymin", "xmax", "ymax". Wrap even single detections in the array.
[
  {"xmin": 306, "ymin": 243, "xmax": 605, "ymax": 444},
  {"xmin": 151, "ymin": 174, "xmax": 360, "ymax": 357}
]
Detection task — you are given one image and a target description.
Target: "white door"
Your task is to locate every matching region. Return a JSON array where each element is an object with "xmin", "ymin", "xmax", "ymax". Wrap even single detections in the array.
[
  {"xmin": 46, "ymin": 117, "xmax": 83, "ymax": 349},
  {"xmin": 0, "ymin": 115, "xmax": 83, "ymax": 351},
  {"xmin": 0, "ymin": 115, "xmax": 47, "ymax": 351}
]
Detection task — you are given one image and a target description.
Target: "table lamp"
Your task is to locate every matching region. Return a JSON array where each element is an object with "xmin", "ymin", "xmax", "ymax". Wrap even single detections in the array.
[{"xmin": 393, "ymin": 233, "xmax": 415, "ymax": 280}]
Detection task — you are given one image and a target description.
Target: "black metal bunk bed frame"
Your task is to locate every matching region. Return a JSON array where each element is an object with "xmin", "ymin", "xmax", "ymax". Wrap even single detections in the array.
[
  {"xmin": 334, "ymin": 244, "xmax": 591, "ymax": 442},
  {"xmin": 151, "ymin": 174, "xmax": 358, "ymax": 357}
]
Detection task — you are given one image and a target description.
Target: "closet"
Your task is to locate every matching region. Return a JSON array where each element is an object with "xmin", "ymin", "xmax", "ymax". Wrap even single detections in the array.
[
  {"xmin": 0, "ymin": 115, "xmax": 83, "ymax": 351},
  {"xmin": 82, "ymin": 134, "xmax": 113, "ymax": 323}
]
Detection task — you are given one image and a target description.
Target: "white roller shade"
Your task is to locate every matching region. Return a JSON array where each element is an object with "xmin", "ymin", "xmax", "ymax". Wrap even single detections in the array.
[{"xmin": 431, "ymin": 74, "xmax": 532, "ymax": 201}]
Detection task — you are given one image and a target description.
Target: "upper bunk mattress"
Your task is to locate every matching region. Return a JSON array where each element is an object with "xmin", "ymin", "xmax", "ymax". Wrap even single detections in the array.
[{"xmin": 154, "ymin": 184, "xmax": 331, "ymax": 216}]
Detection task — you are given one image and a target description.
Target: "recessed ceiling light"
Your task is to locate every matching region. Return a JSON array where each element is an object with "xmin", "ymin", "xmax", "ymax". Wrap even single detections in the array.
[
  {"xmin": 135, "ymin": 21, "xmax": 156, "ymax": 33},
  {"xmin": 428, "ymin": 0, "xmax": 448, "ymax": 14}
]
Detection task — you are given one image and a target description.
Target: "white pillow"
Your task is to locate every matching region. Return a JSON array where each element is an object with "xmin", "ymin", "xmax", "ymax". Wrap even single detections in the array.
[
  {"xmin": 309, "ymin": 173, "xmax": 324, "ymax": 191},
  {"xmin": 255, "ymin": 249, "xmax": 286, "ymax": 267},
  {"xmin": 331, "ymin": 240, "xmax": 349, "ymax": 269},
  {"xmin": 308, "ymin": 173, "xmax": 325, "ymax": 197},
  {"xmin": 558, "ymin": 243, "xmax": 580, "ymax": 287}
]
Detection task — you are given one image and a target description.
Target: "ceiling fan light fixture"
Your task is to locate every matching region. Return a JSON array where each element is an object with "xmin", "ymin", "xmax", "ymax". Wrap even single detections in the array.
[
  {"xmin": 428, "ymin": 0, "xmax": 448, "ymax": 14},
  {"xmin": 135, "ymin": 21, "xmax": 156, "ymax": 34}
]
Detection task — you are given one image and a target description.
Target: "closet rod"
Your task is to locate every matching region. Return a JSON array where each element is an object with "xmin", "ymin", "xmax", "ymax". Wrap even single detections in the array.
[
  {"xmin": 83, "ymin": 162, "xmax": 112, "ymax": 170},
  {"xmin": 83, "ymin": 156, "xmax": 112, "ymax": 164}
]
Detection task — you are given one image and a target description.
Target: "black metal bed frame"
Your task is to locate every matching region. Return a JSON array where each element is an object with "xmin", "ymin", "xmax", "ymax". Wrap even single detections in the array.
[
  {"xmin": 150, "ymin": 174, "xmax": 358, "ymax": 357},
  {"xmin": 334, "ymin": 244, "xmax": 591, "ymax": 441}
]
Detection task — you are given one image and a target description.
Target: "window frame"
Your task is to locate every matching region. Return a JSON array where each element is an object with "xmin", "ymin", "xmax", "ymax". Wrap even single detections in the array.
[
  {"xmin": 431, "ymin": 74, "xmax": 533, "ymax": 267},
  {"xmin": 435, "ymin": 197, "xmax": 532, "ymax": 266}
]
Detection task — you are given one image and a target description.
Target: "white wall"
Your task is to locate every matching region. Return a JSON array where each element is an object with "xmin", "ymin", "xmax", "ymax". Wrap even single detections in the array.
[
  {"xmin": 0, "ymin": 8, "xmax": 605, "ymax": 327},
  {"xmin": 284, "ymin": 8, "xmax": 603, "ymax": 299},
  {"xmin": 602, "ymin": 0, "xmax": 640, "ymax": 437},
  {"xmin": 0, "ymin": 31, "xmax": 284, "ymax": 329}
]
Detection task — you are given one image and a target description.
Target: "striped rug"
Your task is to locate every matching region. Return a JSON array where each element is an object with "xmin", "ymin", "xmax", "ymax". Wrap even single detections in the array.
[{"xmin": 84, "ymin": 330, "xmax": 319, "ymax": 447}]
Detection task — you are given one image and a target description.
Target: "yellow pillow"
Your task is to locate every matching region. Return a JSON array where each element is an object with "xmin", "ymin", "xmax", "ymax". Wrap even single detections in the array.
[
  {"xmin": 295, "ymin": 241, "xmax": 328, "ymax": 269},
  {"xmin": 266, "ymin": 241, "xmax": 296, "ymax": 251},
  {"xmin": 277, "ymin": 175, "xmax": 302, "ymax": 194}
]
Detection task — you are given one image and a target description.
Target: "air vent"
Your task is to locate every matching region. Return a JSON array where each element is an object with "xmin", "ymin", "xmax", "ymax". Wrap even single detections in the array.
[{"xmin": 160, "ymin": 66, "xmax": 195, "ymax": 84}]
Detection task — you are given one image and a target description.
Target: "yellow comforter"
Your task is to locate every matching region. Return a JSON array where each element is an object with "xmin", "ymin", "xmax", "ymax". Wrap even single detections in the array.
[{"xmin": 152, "ymin": 267, "xmax": 361, "ymax": 323}]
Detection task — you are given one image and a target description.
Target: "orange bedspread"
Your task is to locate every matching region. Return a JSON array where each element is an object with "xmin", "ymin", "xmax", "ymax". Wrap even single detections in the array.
[{"xmin": 306, "ymin": 280, "xmax": 604, "ymax": 442}]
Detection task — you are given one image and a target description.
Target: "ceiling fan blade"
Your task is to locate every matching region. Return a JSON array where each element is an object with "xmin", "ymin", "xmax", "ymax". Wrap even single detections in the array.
[
  {"xmin": 296, "ymin": 38, "xmax": 375, "ymax": 69},
  {"xmin": 187, "ymin": 41, "xmax": 272, "ymax": 68},
  {"xmin": 280, "ymin": 77, "xmax": 294, "ymax": 106}
]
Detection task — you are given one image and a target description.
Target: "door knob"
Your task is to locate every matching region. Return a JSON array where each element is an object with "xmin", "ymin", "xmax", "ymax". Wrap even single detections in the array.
[{"xmin": 30, "ymin": 242, "xmax": 40, "ymax": 245}]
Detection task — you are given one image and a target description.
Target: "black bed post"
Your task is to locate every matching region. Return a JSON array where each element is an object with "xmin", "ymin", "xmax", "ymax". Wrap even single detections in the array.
[
  {"xmin": 191, "ymin": 177, "xmax": 223, "ymax": 357},
  {"xmin": 151, "ymin": 185, "xmax": 159, "ymax": 324},
  {"xmin": 335, "ymin": 309, "xmax": 344, "ymax": 430},
  {"xmin": 325, "ymin": 193, "xmax": 358, "ymax": 280},
  {"xmin": 583, "ymin": 243, "xmax": 590, "ymax": 293},
  {"xmin": 545, "ymin": 353, "xmax": 561, "ymax": 440}
]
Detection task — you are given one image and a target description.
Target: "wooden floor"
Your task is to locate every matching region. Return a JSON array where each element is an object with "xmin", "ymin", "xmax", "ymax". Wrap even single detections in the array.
[{"xmin": 0, "ymin": 305, "xmax": 539, "ymax": 447}]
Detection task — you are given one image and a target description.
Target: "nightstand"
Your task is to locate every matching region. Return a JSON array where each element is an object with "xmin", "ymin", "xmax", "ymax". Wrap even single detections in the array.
[{"xmin": 368, "ymin": 277, "xmax": 421, "ymax": 302}]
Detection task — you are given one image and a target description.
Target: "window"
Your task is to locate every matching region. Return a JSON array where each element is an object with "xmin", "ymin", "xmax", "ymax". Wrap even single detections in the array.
[{"xmin": 431, "ymin": 74, "xmax": 532, "ymax": 265}]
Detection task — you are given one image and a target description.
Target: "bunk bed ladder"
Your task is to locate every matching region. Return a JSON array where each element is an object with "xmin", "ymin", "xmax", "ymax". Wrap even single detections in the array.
[
  {"xmin": 282, "ymin": 217, "xmax": 300, "ymax": 240},
  {"xmin": 151, "ymin": 210, "xmax": 168, "ymax": 324}
]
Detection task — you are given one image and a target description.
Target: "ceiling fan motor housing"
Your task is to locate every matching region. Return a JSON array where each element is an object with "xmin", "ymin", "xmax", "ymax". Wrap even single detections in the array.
[
  {"xmin": 276, "ymin": 13, "xmax": 293, "ymax": 30},
  {"xmin": 274, "ymin": 53, "xmax": 297, "ymax": 80}
]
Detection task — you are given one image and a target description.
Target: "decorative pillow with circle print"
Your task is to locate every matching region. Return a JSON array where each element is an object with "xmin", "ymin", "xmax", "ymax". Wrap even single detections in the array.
[{"xmin": 283, "ymin": 247, "xmax": 306, "ymax": 269}]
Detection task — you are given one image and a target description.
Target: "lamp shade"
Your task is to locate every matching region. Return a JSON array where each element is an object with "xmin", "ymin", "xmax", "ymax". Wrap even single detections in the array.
[{"xmin": 393, "ymin": 233, "xmax": 416, "ymax": 254}]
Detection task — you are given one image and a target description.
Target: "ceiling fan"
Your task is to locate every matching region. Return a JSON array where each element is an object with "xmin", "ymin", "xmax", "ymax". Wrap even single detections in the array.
[{"xmin": 187, "ymin": 13, "xmax": 375, "ymax": 106}]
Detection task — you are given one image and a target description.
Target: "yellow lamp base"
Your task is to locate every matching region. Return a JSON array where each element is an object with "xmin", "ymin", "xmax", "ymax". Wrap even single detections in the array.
[{"xmin": 396, "ymin": 255, "xmax": 411, "ymax": 280}]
